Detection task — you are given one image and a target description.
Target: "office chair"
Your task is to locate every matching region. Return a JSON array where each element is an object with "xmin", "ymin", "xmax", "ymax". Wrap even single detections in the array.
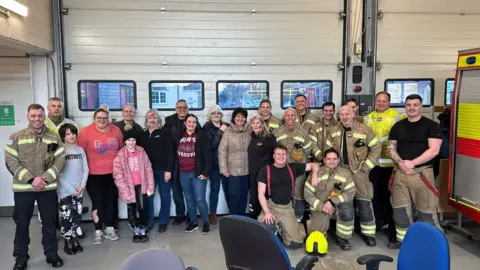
[
  {"xmin": 357, "ymin": 222, "xmax": 450, "ymax": 270},
  {"xmin": 121, "ymin": 248, "xmax": 198, "ymax": 270},
  {"xmin": 219, "ymin": 215, "xmax": 318, "ymax": 270}
]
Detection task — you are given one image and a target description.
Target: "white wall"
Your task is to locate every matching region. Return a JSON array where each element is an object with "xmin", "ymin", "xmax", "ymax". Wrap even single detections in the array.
[
  {"xmin": 0, "ymin": 46, "xmax": 33, "ymax": 207},
  {"xmin": 0, "ymin": 0, "xmax": 53, "ymax": 52}
]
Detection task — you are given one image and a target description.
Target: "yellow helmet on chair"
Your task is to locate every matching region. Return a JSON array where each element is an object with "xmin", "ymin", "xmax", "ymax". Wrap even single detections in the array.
[{"xmin": 306, "ymin": 231, "xmax": 328, "ymax": 256}]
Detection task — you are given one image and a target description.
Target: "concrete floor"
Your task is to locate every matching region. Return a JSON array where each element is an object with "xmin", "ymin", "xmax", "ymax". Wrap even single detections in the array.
[{"xmin": 0, "ymin": 217, "xmax": 479, "ymax": 270}]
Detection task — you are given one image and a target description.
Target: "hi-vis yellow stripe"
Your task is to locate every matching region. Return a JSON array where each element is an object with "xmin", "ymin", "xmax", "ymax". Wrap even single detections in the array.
[
  {"xmin": 276, "ymin": 134, "xmax": 288, "ymax": 141},
  {"xmin": 331, "ymin": 131, "xmax": 341, "ymax": 138},
  {"xmin": 457, "ymin": 103, "xmax": 480, "ymax": 140},
  {"xmin": 458, "ymin": 53, "xmax": 480, "ymax": 68},
  {"xmin": 353, "ymin": 133, "xmax": 366, "ymax": 140},
  {"xmin": 5, "ymin": 146, "xmax": 18, "ymax": 157},
  {"xmin": 18, "ymin": 138, "xmax": 35, "ymax": 145}
]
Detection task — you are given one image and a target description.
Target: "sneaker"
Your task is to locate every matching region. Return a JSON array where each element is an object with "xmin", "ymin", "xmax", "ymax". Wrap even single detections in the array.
[
  {"xmin": 202, "ymin": 223, "xmax": 210, "ymax": 235},
  {"xmin": 132, "ymin": 227, "xmax": 141, "ymax": 243},
  {"xmin": 104, "ymin": 226, "xmax": 120, "ymax": 241},
  {"xmin": 93, "ymin": 230, "xmax": 103, "ymax": 245},
  {"xmin": 158, "ymin": 224, "xmax": 168, "ymax": 233},
  {"xmin": 76, "ymin": 227, "xmax": 85, "ymax": 239},
  {"xmin": 185, "ymin": 222, "xmax": 199, "ymax": 233}
]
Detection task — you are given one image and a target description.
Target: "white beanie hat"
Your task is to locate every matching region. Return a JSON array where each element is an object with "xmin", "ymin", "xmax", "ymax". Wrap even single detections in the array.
[{"xmin": 207, "ymin": 104, "xmax": 223, "ymax": 117}]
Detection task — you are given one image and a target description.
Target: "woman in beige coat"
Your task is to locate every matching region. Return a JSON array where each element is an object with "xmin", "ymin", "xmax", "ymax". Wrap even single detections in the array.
[{"xmin": 218, "ymin": 107, "xmax": 251, "ymax": 215}]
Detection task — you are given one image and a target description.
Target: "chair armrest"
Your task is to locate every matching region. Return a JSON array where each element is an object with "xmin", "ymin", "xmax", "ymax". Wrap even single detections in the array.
[
  {"xmin": 357, "ymin": 254, "xmax": 394, "ymax": 270},
  {"xmin": 185, "ymin": 267, "xmax": 198, "ymax": 270},
  {"xmin": 296, "ymin": 255, "xmax": 319, "ymax": 270}
]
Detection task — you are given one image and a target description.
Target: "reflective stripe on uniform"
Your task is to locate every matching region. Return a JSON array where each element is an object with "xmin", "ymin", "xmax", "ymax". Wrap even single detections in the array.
[
  {"xmin": 54, "ymin": 146, "xmax": 65, "ymax": 157},
  {"xmin": 305, "ymin": 181, "xmax": 315, "ymax": 193},
  {"xmin": 337, "ymin": 223, "xmax": 353, "ymax": 232},
  {"xmin": 276, "ymin": 134, "xmax": 288, "ymax": 141},
  {"xmin": 337, "ymin": 227, "xmax": 353, "ymax": 237},
  {"xmin": 331, "ymin": 131, "xmax": 341, "ymax": 138},
  {"xmin": 334, "ymin": 175, "xmax": 346, "ymax": 183},
  {"xmin": 365, "ymin": 159, "xmax": 375, "ymax": 169},
  {"xmin": 294, "ymin": 136, "xmax": 305, "ymax": 143},
  {"xmin": 17, "ymin": 168, "xmax": 29, "ymax": 181},
  {"xmin": 315, "ymin": 127, "xmax": 323, "ymax": 133},
  {"xmin": 337, "ymin": 195, "xmax": 345, "ymax": 203},
  {"xmin": 320, "ymin": 174, "xmax": 329, "ymax": 181},
  {"xmin": 310, "ymin": 134, "xmax": 318, "ymax": 143},
  {"xmin": 4, "ymin": 146, "xmax": 18, "ymax": 157},
  {"xmin": 303, "ymin": 141, "xmax": 312, "ymax": 149},
  {"xmin": 379, "ymin": 136, "xmax": 389, "ymax": 143},
  {"xmin": 13, "ymin": 182, "xmax": 57, "ymax": 191},
  {"xmin": 269, "ymin": 123, "xmax": 279, "ymax": 129},
  {"xmin": 313, "ymin": 149, "xmax": 321, "ymax": 158},
  {"xmin": 47, "ymin": 168, "xmax": 57, "ymax": 179},
  {"xmin": 42, "ymin": 138, "xmax": 57, "ymax": 144},
  {"xmin": 306, "ymin": 119, "xmax": 315, "ymax": 125},
  {"xmin": 361, "ymin": 224, "xmax": 376, "ymax": 235},
  {"xmin": 368, "ymin": 137, "xmax": 379, "ymax": 147},
  {"xmin": 326, "ymin": 139, "xmax": 333, "ymax": 147},
  {"xmin": 18, "ymin": 138, "xmax": 35, "ymax": 145},
  {"xmin": 344, "ymin": 182, "xmax": 355, "ymax": 190},
  {"xmin": 396, "ymin": 228, "xmax": 407, "ymax": 240},
  {"xmin": 311, "ymin": 198, "xmax": 321, "ymax": 210},
  {"xmin": 378, "ymin": 158, "xmax": 393, "ymax": 164},
  {"xmin": 353, "ymin": 133, "xmax": 366, "ymax": 140}
]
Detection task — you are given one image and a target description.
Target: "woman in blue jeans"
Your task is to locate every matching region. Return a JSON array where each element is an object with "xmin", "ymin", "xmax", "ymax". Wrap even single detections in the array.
[
  {"xmin": 140, "ymin": 109, "xmax": 174, "ymax": 233},
  {"xmin": 175, "ymin": 114, "xmax": 212, "ymax": 234},
  {"xmin": 203, "ymin": 105, "xmax": 230, "ymax": 224}
]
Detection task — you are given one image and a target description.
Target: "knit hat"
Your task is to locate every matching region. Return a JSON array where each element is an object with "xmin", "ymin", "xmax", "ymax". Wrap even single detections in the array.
[
  {"xmin": 231, "ymin": 107, "xmax": 248, "ymax": 123},
  {"xmin": 207, "ymin": 104, "xmax": 223, "ymax": 116},
  {"xmin": 123, "ymin": 129, "xmax": 137, "ymax": 142}
]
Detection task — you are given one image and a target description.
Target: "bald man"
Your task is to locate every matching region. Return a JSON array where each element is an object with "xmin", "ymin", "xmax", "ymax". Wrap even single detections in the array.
[{"xmin": 325, "ymin": 105, "xmax": 381, "ymax": 247}]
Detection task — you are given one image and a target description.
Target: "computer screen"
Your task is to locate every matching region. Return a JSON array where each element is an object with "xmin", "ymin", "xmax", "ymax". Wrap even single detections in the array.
[
  {"xmin": 385, "ymin": 79, "xmax": 434, "ymax": 107},
  {"xmin": 445, "ymin": 79, "xmax": 455, "ymax": 106}
]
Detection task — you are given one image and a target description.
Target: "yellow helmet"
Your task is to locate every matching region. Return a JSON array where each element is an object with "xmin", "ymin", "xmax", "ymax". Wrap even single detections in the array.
[{"xmin": 305, "ymin": 231, "xmax": 328, "ymax": 255}]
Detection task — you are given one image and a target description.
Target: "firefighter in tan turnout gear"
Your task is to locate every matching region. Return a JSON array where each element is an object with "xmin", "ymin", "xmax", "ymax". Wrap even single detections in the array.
[
  {"xmin": 257, "ymin": 145, "xmax": 319, "ymax": 249},
  {"xmin": 310, "ymin": 102, "xmax": 338, "ymax": 161},
  {"xmin": 294, "ymin": 94, "xmax": 317, "ymax": 133},
  {"xmin": 325, "ymin": 105, "xmax": 381, "ymax": 246},
  {"xmin": 387, "ymin": 94, "xmax": 442, "ymax": 249},
  {"xmin": 304, "ymin": 148, "xmax": 356, "ymax": 251},
  {"xmin": 258, "ymin": 99, "xmax": 282, "ymax": 132},
  {"xmin": 273, "ymin": 108, "xmax": 318, "ymax": 222}
]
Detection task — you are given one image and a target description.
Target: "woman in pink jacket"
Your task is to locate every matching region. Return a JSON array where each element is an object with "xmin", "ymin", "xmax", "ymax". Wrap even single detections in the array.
[{"xmin": 113, "ymin": 130, "xmax": 154, "ymax": 243}]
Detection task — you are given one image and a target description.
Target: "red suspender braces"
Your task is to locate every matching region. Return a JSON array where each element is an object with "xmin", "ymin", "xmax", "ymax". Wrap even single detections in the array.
[{"xmin": 266, "ymin": 164, "xmax": 295, "ymax": 197}]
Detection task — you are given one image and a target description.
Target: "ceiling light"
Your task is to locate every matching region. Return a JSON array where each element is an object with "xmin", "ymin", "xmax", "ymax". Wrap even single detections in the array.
[{"xmin": 0, "ymin": 0, "xmax": 28, "ymax": 17}]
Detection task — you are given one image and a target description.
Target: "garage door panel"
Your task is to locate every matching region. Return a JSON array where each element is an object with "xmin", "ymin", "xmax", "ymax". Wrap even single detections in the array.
[
  {"xmin": 380, "ymin": 0, "xmax": 480, "ymax": 13},
  {"xmin": 65, "ymin": 0, "xmax": 341, "ymax": 12}
]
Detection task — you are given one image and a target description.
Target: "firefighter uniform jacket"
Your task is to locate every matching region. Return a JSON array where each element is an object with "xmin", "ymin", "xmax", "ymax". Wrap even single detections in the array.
[
  {"xmin": 295, "ymin": 109, "xmax": 317, "ymax": 133},
  {"xmin": 272, "ymin": 125, "xmax": 313, "ymax": 164},
  {"xmin": 4, "ymin": 125, "xmax": 67, "ymax": 192},
  {"xmin": 325, "ymin": 121, "xmax": 381, "ymax": 174},
  {"xmin": 364, "ymin": 109, "xmax": 406, "ymax": 167},
  {"xmin": 45, "ymin": 116, "xmax": 78, "ymax": 135},
  {"xmin": 265, "ymin": 114, "xmax": 282, "ymax": 133},
  {"xmin": 310, "ymin": 118, "xmax": 339, "ymax": 161},
  {"xmin": 304, "ymin": 166, "xmax": 356, "ymax": 211}
]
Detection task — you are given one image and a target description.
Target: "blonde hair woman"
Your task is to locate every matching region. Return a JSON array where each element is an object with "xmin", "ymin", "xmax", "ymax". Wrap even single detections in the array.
[
  {"xmin": 139, "ymin": 108, "xmax": 175, "ymax": 233},
  {"xmin": 247, "ymin": 114, "xmax": 277, "ymax": 218}
]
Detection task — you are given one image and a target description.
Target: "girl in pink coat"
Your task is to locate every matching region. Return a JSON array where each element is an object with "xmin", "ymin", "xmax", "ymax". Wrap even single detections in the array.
[{"xmin": 113, "ymin": 129, "xmax": 154, "ymax": 243}]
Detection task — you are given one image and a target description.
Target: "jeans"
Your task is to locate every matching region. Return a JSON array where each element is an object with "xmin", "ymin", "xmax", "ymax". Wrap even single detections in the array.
[
  {"xmin": 179, "ymin": 172, "xmax": 209, "ymax": 224},
  {"xmin": 209, "ymin": 170, "xmax": 228, "ymax": 213},
  {"xmin": 227, "ymin": 175, "xmax": 249, "ymax": 215},
  {"xmin": 151, "ymin": 171, "xmax": 173, "ymax": 226}
]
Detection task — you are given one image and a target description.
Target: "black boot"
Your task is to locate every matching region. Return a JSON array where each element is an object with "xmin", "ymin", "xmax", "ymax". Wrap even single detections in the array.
[
  {"xmin": 72, "ymin": 237, "xmax": 84, "ymax": 253},
  {"xmin": 362, "ymin": 235, "xmax": 377, "ymax": 247},
  {"xmin": 46, "ymin": 254, "xmax": 64, "ymax": 268},
  {"xmin": 387, "ymin": 239, "xmax": 402, "ymax": 249},
  {"xmin": 336, "ymin": 236, "xmax": 352, "ymax": 251},
  {"xmin": 63, "ymin": 238, "xmax": 76, "ymax": 255}
]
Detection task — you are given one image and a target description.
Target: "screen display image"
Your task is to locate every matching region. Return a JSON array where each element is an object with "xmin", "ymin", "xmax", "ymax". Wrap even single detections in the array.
[
  {"xmin": 385, "ymin": 79, "xmax": 433, "ymax": 107},
  {"xmin": 217, "ymin": 81, "xmax": 269, "ymax": 109},
  {"xmin": 281, "ymin": 81, "xmax": 332, "ymax": 109},
  {"xmin": 79, "ymin": 81, "xmax": 135, "ymax": 111},
  {"xmin": 445, "ymin": 79, "xmax": 455, "ymax": 106},
  {"xmin": 150, "ymin": 81, "xmax": 204, "ymax": 110}
]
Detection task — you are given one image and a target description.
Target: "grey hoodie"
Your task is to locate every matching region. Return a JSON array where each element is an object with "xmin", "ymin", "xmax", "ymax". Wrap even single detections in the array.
[{"xmin": 57, "ymin": 145, "xmax": 89, "ymax": 199}]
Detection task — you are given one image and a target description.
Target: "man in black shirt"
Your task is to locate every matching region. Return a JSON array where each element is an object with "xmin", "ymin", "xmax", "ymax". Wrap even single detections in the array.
[
  {"xmin": 387, "ymin": 94, "xmax": 442, "ymax": 249},
  {"xmin": 257, "ymin": 144, "xmax": 319, "ymax": 249}
]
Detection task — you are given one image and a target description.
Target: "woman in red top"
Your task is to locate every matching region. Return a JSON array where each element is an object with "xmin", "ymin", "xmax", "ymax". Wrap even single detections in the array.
[{"xmin": 77, "ymin": 106, "xmax": 123, "ymax": 245}]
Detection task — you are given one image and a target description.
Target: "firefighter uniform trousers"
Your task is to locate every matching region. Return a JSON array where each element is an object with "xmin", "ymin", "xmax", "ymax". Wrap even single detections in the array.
[
  {"xmin": 307, "ymin": 202, "xmax": 355, "ymax": 239},
  {"xmin": 353, "ymin": 170, "xmax": 376, "ymax": 237},
  {"xmin": 258, "ymin": 200, "xmax": 306, "ymax": 246},
  {"xmin": 391, "ymin": 166, "xmax": 441, "ymax": 242}
]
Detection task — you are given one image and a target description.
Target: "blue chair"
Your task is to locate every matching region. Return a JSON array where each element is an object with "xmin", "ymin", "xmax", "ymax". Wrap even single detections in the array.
[
  {"xmin": 357, "ymin": 222, "xmax": 450, "ymax": 270},
  {"xmin": 219, "ymin": 215, "xmax": 318, "ymax": 270},
  {"xmin": 122, "ymin": 248, "xmax": 198, "ymax": 270}
]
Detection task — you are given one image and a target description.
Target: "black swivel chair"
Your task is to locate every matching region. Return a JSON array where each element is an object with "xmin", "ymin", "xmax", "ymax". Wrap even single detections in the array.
[{"xmin": 219, "ymin": 215, "xmax": 318, "ymax": 270}]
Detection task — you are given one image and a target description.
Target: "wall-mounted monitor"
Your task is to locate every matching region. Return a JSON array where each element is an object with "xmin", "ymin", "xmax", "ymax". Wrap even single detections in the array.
[
  {"xmin": 149, "ymin": 81, "xmax": 204, "ymax": 111},
  {"xmin": 78, "ymin": 80, "xmax": 136, "ymax": 111},
  {"xmin": 385, "ymin": 78, "xmax": 434, "ymax": 107},
  {"xmin": 445, "ymin": 78, "xmax": 455, "ymax": 106},
  {"xmin": 281, "ymin": 80, "xmax": 333, "ymax": 109},
  {"xmin": 216, "ymin": 80, "xmax": 269, "ymax": 110}
]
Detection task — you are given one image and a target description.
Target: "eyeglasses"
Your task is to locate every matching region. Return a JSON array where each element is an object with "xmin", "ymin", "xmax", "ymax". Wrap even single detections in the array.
[
  {"xmin": 176, "ymin": 106, "xmax": 188, "ymax": 109},
  {"xmin": 211, "ymin": 112, "xmax": 222, "ymax": 115},
  {"xmin": 95, "ymin": 117, "xmax": 108, "ymax": 121},
  {"xmin": 123, "ymin": 110, "xmax": 135, "ymax": 114}
]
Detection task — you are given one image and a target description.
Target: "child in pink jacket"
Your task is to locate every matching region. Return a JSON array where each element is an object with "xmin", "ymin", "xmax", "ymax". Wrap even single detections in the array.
[{"xmin": 113, "ymin": 129, "xmax": 154, "ymax": 243}]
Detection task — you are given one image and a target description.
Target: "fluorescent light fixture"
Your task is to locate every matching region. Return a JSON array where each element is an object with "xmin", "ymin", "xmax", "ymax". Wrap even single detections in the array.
[{"xmin": 0, "ymin": 0, "xmax": 28, "ymax": 17}]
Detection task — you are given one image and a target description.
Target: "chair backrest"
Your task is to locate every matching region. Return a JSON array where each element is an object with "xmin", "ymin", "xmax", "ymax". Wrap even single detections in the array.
[
  {"xmin": 122, "ymin": 249, "xmax": 186, "ymax": 270},
  {"xmin": 219, "ymin": 215, "xmax": 293, "ymax": 270},
  {"xmin": 398, "ymin": 222, "xmax": 450, "ymax": 270}
]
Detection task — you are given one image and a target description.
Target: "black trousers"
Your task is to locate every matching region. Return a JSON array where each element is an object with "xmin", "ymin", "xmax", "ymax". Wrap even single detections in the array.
[
  {"xmin": 127, "ymin": 185, "xmax": 148, "ymax": 230},
  {"xmin": 172, "ymin": 179, "xmax": 186, "ymax": 217},
  {"xmin": 13, "ymin": 190, "xmax": 58, "ymax": 262},
  {"xmin": 86, "ymin": 174, "xmax": 118, "ymax": 230},
  {"xmin": 369, "ymin": 166, "xmax": 395, "ymax": 236}
]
